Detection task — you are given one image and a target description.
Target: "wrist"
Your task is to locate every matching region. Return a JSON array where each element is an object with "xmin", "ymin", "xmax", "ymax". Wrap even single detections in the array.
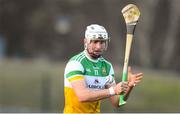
[
  {"xmin": 128, "ymin": 82, "xmax": 136, "ymax": 87},
  {"xmin": 109, "ymin": 86, "xmax": 115, "ymax": 96}
]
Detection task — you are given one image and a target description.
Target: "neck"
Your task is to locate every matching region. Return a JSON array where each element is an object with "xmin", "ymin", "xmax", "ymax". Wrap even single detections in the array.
[{"xmin": 84, "ymin": 50, "xmax": 99, "ymax": 62}]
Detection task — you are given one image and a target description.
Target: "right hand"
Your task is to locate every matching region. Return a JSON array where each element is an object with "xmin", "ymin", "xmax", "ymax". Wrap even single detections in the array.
[
  {"xmin": 113, "ymin": 82, "xmax": 129, "ymax": 95},
  {"xmin": 105, "ymin": 75, "xmax": 115, "ymax": 86}
]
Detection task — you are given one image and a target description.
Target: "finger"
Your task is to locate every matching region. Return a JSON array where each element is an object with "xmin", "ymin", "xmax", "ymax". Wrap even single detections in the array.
[
  {"xmin": 136, "ymin": 76, "xmax": 143, "ymax": 80},
  {"xmin": 128, "ymin": 66, "xmax": 132, "ymax": 75},
  {"xmin": 136, "ymin": 73, "xmax": 143, "ymax": 77},
  {"xmin": 135, "ymin": 80, "xmax": 140, "ymax": 83},
  {"xmin": 124, "ymin": 82, "xmax": 129, "ymax": 86},
  {"xmin": 135, "ymin": 73, "xmax": 143, "ymax": 79},
  {"xmin": 134, "ymin": 80, "xmax": 141, "ymax": 84},
  {"xmin": 122, "ymin": 87, "xmax": 127, "ymax": 92},
  {"xmin": 123, "ymin": 84, "xmax": 129, "ymax": 89},
  {"xmin": 121, "ymin": 81, "xmax": 128, "ymax": 85},
  {"xmin": 123, "ymin": 82, "xmax": 129, "ymax": 86},
  {"xmin": 121, "ymin": 84, "xmax": 125, "ymax": 88},
  {"xmin": 122, "ymin": 84, "xmax": 128, "ymax": 88},
  {"xmin": 123, "ymin": 87, "xmax": 128, "ymax": 93},
  {"xmin": 123, "ymin": 83, "xmax": 129, "ymax": 88},
  {"xmin": 121, "ymin": 82, "xmax": 128, "ymax": 90}
]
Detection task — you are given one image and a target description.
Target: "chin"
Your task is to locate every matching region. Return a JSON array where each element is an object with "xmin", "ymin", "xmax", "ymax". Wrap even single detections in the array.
[{"xmin": 91, "ymin": 54, "xmax": 102, "ymax": 59}]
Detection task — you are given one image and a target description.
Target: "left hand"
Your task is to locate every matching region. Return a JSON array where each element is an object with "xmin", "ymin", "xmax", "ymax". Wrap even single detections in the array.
[{"xmin": 127, "ymin": 66, "xmax": 143, "ymax": 87}]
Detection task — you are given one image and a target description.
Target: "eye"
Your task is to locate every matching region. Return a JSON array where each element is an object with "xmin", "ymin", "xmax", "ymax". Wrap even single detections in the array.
[
  {"xmin": 93, "ymin": 40, "xmax": 100, "ymax": 43},
  {"xmin": 94, "ymin": 40, "xmax": 98, "ymax": 43},
  {"xmin": 100, "ymin": 41, "xmax": 106, "ymax": 44},
  {"xmin": 91, "ymin": 40, "xmax": 106, "ymax": 44}
]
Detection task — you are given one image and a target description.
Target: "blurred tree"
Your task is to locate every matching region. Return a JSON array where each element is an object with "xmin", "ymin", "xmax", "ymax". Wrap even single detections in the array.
[
  {"xmin": 0, "ymin": 0, "xmax": 43, "ymax": 57},
  {"xmin": 0, "ymin": 0, "xmax": 180, "ymax": 71},
  {"xmin": 160, "ymin": 0, "xmax": 180, "ymax": 69},
  {"xmin": 135, "ymin": 0, "xmax": 158, "ymax": 68}
]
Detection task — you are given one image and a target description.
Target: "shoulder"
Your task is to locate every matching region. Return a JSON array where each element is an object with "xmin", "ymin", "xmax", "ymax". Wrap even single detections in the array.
[
  {"xmin": 99, "ymin": 57, "xmax": 113, "ymax": 67},
  {"xmin": 65, "ymin": 60, "xmax": 83, "ymax": 70},
  {"xmin": 65, "ymin": 52, "xmax": 85, "ymax": 75},
  {"xmin": 99, "ymin": 57, "xmax": 114, "ymax": 75},
  {"xmin": 69, "ymin": 52, "xmax": 86, "ymax": 62}
]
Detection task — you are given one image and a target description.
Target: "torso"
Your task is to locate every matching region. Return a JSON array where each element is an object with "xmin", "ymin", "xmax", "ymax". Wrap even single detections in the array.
[{"xmin": 64, "ymin": 51, "xmax": 114, "ymax": 113}]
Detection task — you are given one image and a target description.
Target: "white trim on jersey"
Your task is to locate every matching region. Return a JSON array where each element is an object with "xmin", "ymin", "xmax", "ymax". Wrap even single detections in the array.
[
  {"xmin": 109, "ymin": 64, "xmax": 115, "ymax": 76},
  {"xmin": 64, "ymin": 61, "xmax": 84, "ymax": 76}
]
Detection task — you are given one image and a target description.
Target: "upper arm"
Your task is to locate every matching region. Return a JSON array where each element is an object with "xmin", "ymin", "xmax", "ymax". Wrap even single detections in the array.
[
  {"xmin": 71, "ymin": 80, "xmax": 89, "ymax": 102},
  {"xmin": 65, "ymin": 60, "xmax": 89, "ymax": 101},
  {"xmin": 65, "ymin": 60, "xmax": 85, "ymax": 83}
]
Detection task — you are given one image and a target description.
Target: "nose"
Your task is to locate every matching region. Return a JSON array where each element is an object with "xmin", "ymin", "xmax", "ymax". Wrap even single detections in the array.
[{"xmin": 96, "ymin": 42, "xmax": 103, "ymax": 49}]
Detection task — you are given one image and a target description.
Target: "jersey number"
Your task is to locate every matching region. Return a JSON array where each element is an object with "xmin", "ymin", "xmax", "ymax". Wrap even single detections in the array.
[{"xmin": 95, "ymin": 69, "xmax": 99, "ymax": 75}]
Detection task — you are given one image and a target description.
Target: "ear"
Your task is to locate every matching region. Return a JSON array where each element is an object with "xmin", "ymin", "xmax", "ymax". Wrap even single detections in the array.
[
  {"xmin": 84, "ymin": 38, "xmax": 87, "ymax": 49},
  {"xmin": 84, "ymin": 38, "xmax": 87, "ymax": 44},
  {"xmin": 104, "ymin": 41, "xmax": 108, "ymax": 51}
]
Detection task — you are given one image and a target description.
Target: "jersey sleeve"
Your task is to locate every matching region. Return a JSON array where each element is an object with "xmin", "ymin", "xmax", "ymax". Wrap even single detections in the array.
[
  {"xmin": 109, "ymin": 63, "xmax": 115, "ymax": 77},
  {"xmin": 109, "ymin": 63, "xmax": 116, "ymax": 83},
  {"xmin": 64, "ymin": 60, "xmax": 85, "ymax": 82}
]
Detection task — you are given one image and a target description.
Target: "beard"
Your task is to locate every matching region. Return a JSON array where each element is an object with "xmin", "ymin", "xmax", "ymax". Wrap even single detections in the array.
[{"xmin": 87, "ymin": 49, "xmax": 102, "ymax": 59}]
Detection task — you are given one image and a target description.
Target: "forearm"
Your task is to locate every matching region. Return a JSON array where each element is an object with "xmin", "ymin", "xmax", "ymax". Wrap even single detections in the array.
[
  {"xmin": 109, "ymin": 86, "xmax": 133, "ymax": 107},
  {"xmin": 77, "ymin": 88, "xmax": 112, "ymax": 102},
  {"xmin": 72, "ymin": 80, "xmax": 114, "ymax": 102},
  {"xmin": 124, "ymin": 86, "xmax": 134, "ymax": 101},
  {"xmin": 109, "ymin": 95, "xmax": 120, "ymax": 107},
  {"xmin": 107, "ymin": 82, "xmax": 133, "ymax": 107}
]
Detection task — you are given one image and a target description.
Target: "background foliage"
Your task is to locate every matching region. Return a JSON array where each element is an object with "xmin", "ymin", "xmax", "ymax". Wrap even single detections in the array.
[{"xmin": 1, "ymin": 0, "xmax": 180, "ymax": 70}]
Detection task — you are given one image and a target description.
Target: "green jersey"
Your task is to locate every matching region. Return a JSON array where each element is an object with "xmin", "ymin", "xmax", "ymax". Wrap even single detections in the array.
[{"xmin": 64, "ymin": 50, "xmax": 115, "ymax": 113}]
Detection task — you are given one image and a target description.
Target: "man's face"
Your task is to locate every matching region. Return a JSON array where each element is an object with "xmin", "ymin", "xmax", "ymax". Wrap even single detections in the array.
[{"xmin": 85, "ymin": 39, "xmax": 106, "ymax": 59}]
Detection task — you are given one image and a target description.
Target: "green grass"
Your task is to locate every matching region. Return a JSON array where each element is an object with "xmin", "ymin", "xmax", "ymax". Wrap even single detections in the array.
[
  {"xmin": 0, "ymin": 59, "xmax": 65, "ymax": 112},
  {"xmin": 0, "ymin": 59, "xmax": 180, "ymax": 113},
  {"xmin": 103, "ymin": 68, "xmax": 180, "ymax": 113}
]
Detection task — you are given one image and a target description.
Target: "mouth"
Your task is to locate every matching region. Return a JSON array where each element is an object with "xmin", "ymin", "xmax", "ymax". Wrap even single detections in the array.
[
  {"xmin": 86, "ymin": 48, "xmax": 105, "ymax": 59},
  {"xmin": 94, "ymin": 51, "xmax": 103, "ymax": 54}
]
